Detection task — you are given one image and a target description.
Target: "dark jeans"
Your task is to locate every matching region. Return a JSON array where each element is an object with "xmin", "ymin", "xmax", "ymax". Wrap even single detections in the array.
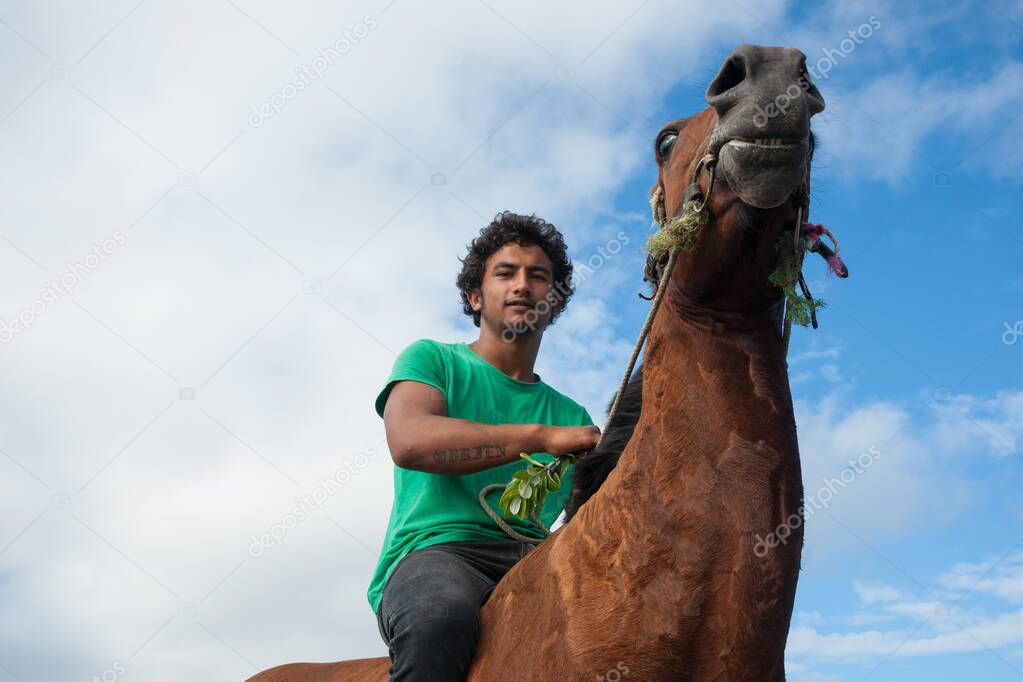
[{"xmin": 375, "ymin": 539, "xmax": 534, "ymax": 682}]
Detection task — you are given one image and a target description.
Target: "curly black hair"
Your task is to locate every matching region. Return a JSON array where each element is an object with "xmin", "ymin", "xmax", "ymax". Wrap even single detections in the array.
[{"xmin": 456, "ymin": 211, "xmax": 575, "ymax": 328}]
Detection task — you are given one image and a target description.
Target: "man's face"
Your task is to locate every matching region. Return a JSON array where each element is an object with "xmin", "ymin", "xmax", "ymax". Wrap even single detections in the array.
[{"xmin": 468, "ymin": 242, "xmax": 561, "ymax": 340}]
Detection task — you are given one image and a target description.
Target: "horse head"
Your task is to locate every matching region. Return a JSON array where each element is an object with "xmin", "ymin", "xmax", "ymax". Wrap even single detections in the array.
[
  {"xmin": 565, "ymin": 44, "xmax": 834, "ymax": 522},
  {"xmin": 648, "ymin": 44, "xmax": 827, "ymax": 317}
]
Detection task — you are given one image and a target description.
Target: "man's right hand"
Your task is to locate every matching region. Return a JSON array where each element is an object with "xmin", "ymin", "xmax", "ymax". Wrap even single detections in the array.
[{"xmin": 540, "ymin": 425, "xmax": 601, "ymax": 457}]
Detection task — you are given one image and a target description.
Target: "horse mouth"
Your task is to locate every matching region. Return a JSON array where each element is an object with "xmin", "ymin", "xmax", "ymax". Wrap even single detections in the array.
[
  {"xmin": 726, "ymin": 138, "xmax": 803, "ymax": 151},
  {"xmin": 717, "ymin": 136, "xmax": 809, "ymax": 209}
]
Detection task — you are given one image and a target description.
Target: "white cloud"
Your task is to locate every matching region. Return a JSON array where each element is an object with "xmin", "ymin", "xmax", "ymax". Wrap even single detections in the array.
[
  {"xmin": 853, "ymin": 580, "xmax": 902, "ymax": 604},
  {"xmin": 789, "ymin": 552, "xmax": 1023, "ymax": 676},
  {"xmin": 938, "ymin": 551, "xmax": 1023, "ymax": 604},
  {"xmin": 792, "ymin": 593, "xmax": 1023, "ymax": 667},
  {"xmin": 792, "ymin": 388, "xmax": 966, "ymax": 561},
  {"xmin": 789, "ymin": 609, "xmax": 1023, "ymax": 661},
  {"xmin": 813, "ymin": 61, "xmax": 1023, "ymax": 184},
  {"xmin": 0, "ymin": 1, "xmax": 796, "ymax": 680},
  {"xmin": 779, "ymin": 1, "xmax": 1023, "ymax": 185},
  {"xmin": 930, "ymin": 390, "xmax": 1023, "ymax": 458},
  {"xmin": 788, "ymin": 340, "xmax": 1020, "ymax": 564}
]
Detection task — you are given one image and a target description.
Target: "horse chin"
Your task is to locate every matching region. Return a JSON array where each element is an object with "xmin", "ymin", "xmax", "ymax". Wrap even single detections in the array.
[{"xmin": 717, "ymin": 138, "xmax": 808, "ymax": 209}]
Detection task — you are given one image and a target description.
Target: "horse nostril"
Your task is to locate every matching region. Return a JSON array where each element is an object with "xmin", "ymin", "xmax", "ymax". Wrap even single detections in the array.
[{"xmin": 706, "ymin": 55, "xmax": 747, "ymax": 105}]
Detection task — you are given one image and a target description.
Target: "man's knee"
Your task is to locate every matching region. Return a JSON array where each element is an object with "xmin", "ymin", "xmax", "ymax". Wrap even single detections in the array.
[
  {"xmin": 386, "ymin": 595, "xmax": 482, "ymax": 679},
  {"xmin": 399, "ymin": 588, "xmax": 482, "ymax": 641},
  {"xmin": 382, "ymin": 548, "xmax": 490, "ymax": 630}
]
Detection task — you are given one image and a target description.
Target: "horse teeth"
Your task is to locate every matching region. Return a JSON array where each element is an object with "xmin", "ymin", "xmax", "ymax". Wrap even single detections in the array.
[{"xmin": 727, "ymin": 138, "xmax": 798, "ymax": 148}]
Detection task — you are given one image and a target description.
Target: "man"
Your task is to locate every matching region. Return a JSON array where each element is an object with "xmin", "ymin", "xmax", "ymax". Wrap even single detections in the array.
[{"xmin": 369, "ymin": 211, "xmax": 601, "ymax": 681}]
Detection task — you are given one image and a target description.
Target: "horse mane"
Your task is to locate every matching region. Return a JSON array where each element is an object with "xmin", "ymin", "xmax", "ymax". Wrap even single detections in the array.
[{"xmin": 563, "ymin": 365, "xmax": 644, "ymax": 522}]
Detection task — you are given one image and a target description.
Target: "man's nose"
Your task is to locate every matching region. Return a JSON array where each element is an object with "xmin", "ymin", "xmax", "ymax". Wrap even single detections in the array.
[{"xmin": 512, "ymin": 271, "xmax": 530, "ymax": 292}]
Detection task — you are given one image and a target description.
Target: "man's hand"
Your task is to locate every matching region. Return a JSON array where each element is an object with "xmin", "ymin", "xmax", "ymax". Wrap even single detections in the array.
[{"xmin": 540, "ymin": 425, "xmax": 601, "ymax": 457}]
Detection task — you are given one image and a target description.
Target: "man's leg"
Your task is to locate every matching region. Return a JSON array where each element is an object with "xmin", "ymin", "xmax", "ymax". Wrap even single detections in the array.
[{"xmin": 375, "ymin": 540, "xmax": 530, "ymax": 682}]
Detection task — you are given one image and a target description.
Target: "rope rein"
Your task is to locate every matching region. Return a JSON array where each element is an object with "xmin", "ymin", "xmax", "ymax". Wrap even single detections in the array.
[{"xmin": 477, "ymin": 483, "xmax": 550, "ymax": 544}]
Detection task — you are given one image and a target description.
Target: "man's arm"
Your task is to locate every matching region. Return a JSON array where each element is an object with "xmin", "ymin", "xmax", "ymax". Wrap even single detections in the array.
[{"xmin": 382, "ymin": 380, "xmax": 600, "ymax": 474}]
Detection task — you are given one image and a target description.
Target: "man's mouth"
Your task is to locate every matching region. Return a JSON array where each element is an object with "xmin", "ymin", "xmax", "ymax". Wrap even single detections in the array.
[{"xmin": 506, "ymin": 300, "xmax": 533, "ymax": 310}]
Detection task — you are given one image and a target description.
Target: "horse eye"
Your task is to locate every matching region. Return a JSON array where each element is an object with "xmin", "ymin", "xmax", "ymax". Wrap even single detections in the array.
[{"xmin": 657, "ymin": 133, "xmax": 677, "ymax": 160}]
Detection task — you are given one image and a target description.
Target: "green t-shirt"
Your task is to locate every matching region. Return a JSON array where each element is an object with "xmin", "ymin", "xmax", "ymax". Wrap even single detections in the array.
[{"xmin": 367, "ymin": 339, "xmax": 592, "ymax": 614}]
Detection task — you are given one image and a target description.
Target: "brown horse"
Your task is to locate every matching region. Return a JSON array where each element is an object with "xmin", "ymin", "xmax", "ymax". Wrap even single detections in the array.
[{"xmin": 248, "ymin": 43, "xmax": 824, "ymax": 681}]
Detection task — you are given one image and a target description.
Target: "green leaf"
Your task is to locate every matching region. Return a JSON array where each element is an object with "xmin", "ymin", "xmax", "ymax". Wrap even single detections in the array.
[
  {"xmin": 499, "ymin": 483, "xmax": 518, "ymax": 508},
  {"xmin": 520, "ymin": 453, "xmax": 544, "ymax": 467},
  {"xmin": 535, "ymin": 483, "xmax": 546, "ymax": 505},
  {"xmin": 557, "ymin": 457, "xmax": 570, "ymax": 480}
]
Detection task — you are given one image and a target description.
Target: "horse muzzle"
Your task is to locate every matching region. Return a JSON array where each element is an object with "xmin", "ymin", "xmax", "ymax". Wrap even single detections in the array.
[
  {"xmin": 703, "ymin": 44, "xmax": 824, "ymax": 209},
  {"xmin": 716, "ymin": 137, "xmax": 809, "ymax": 209}
]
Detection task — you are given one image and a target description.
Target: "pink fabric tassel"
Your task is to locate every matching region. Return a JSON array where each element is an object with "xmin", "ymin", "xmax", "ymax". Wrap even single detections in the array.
[
  {"xmin": 802, "ymin": 221, "xmax": 845, "ymax": 276},
  {"xmin": 826, "ymin": 256, "xmax": 844, "ymax": 276}
]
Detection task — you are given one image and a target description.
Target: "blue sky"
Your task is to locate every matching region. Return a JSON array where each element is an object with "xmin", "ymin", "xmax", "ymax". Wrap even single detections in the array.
[{"xmin": 0, "ymin": 1, "xmax": 1020, "ymax": 680}]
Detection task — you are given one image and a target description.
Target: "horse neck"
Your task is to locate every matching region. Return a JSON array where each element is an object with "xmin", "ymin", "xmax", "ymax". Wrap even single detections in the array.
[{"xmin": 610, "ymin": 281, "xmax": 800, "ymax": 516}]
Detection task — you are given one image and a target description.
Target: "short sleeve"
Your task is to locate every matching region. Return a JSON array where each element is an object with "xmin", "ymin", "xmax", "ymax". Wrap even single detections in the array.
[
  {"xmin": 580, "ymin": 408, "xmax": 595, "ymax": 427},
  {"xmin": 374, "ymin": 339, "xmax": 449, "ymax": 418}
]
